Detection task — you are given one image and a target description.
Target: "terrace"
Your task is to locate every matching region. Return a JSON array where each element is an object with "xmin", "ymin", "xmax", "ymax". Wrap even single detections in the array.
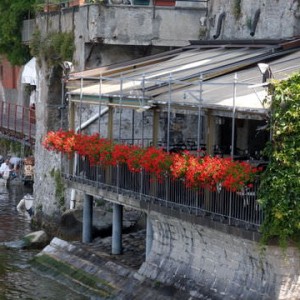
[{"xmin": 60, "ymin": 43, "xmax": 300, "ymax": 232}]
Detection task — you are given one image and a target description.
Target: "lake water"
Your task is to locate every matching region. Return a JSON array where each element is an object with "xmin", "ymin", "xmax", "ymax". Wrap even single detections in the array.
[{"xmin": 0, "ymin": 184, "xmax": 88, "ymax": 300}]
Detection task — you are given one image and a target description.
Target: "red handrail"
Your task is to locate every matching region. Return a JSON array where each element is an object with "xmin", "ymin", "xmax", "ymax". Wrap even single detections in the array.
[{"xmin": 0, "ymin": 100, "xmax": 35, "ymax": 145}]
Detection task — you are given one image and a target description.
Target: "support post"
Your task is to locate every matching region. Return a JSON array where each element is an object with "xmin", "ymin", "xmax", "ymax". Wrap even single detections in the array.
[
  {"xmin": 82, "ymin": 194, "xmax": 93, "ymax": 243},
  {"xmin": 146, "ymin": 214, "xmax": 153, "ymax": 260},
  {"xmin": 112, "ymin": 203, "xmax": 123, "ymax": 255},
  {"xmin": 152, "ymin": 108, "xmax": 159, "ymax": 147}
]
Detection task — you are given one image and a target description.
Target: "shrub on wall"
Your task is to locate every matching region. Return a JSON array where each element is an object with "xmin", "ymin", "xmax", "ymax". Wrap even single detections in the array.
[
  {"xmin": 30, "ymin": 30, "xmax": 75, "ymax": 68},
  {"xmin": 259, "ymin": 73, "xmax": 300, "ymax": 248}
]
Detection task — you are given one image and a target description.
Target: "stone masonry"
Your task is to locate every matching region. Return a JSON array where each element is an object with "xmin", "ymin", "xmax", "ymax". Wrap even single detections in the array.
[{"xmin": 139, "ymin": 212, "xmax": 300, "ymax": 300}]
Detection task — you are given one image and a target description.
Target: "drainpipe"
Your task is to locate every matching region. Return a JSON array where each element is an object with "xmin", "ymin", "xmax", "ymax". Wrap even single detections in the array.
[
  {"xmin": 70, "ymin": 107, "xmax": 109, "ymax": 209},
  {"xmin": 250, "ymin": 9, "xmax": 261, "ymax": 37},
  {"xmin": 213, "ymin": 12, "xmax": 226, "ymax": 39}
]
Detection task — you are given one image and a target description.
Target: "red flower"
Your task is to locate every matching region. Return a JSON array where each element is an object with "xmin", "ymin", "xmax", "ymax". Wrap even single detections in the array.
[{"xmin": 43, "ymin": 130, "xmax": 259, "ymax": 192}]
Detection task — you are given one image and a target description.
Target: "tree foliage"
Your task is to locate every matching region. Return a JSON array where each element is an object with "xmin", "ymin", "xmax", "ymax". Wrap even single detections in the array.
[
  {"xmin": 259, "ymin": 73, "xmax": 300, "ymax": 248},
  {"xmin": 0, "ymin": 0, "xmax": 37, "ymax": 65}
]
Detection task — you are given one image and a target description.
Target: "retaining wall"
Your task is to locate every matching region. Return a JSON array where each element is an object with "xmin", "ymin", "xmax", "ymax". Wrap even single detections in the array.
[{"xmin": 139, "ymin": 212, "xmax": 300, "ymax": 299}]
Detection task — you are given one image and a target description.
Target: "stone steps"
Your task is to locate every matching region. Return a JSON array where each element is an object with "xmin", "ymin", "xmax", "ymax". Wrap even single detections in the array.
[{"xmin": 31, "ymin": 237, "xmax": 193, "ymax": 299}]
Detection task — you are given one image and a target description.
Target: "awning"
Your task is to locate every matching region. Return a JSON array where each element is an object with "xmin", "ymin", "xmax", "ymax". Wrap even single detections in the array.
[
  {"xmin": 21, "ymin": 57, "xmax": 37, "ymax": 85},
  {"xmin": 66, "ymin": 44, "xmax": 300, "ymax": 116}
]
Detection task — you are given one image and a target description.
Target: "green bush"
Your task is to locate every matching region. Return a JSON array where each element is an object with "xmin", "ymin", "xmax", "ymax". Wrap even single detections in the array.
[
  {"xmin": 259, "ymin": 73, "xmax": 300, "ymax": 248},
  {"xmin": 30, "ymin": 30, "xmax": 75, "ymax": 68}
]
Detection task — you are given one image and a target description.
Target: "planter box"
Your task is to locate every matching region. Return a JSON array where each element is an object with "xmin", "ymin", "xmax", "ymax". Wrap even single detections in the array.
[{"xmin": 154, "ymin": 0, "xmax": 175, "ymax": 6}]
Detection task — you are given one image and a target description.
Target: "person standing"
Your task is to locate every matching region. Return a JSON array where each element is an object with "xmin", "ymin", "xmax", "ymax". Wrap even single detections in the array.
[{"xmin": 0, "ymin": 159, "xmax": 11, "ymax": 178}]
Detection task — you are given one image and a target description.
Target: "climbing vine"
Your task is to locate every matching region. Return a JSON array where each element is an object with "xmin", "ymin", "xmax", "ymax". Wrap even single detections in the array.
[
  {"xmin": 233, "ymin": 0, "xmax": 242, "ymax": 20},
  {"xmin": 50, "ymin": 168, "xmax": 66, "ymax": 211},
  {"xmin": 259, "ymin": 73, "xmax": 300, "ymax": 248},
  {"xmin": 30, "ymin": 29, "xmax": 75, "ymax": 68}
]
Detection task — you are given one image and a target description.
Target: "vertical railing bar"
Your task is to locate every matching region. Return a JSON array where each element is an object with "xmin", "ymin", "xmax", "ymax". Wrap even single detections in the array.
[
  {"xmin": 14, "ymin": 103, "xmax": 17, "ymax": 132},
  {"xmin": 228, "ymin": 73, "xmax": 238, "ymax": 225},
  {"xmin": 7, "ymin": 102, "xmax": 10, "ymax": 130},
  {"xmin": 197, "ymin": 74, "xmax": 203, "ymax": 155}
]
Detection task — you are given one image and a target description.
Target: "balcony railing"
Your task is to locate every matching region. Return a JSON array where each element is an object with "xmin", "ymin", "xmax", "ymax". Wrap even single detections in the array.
[
  {"xmin": 64, "ymin": 155, "xmax": 263, "ymax": 231},
  {"xmin": 0, "ymin": 101, "xmax": 35, "ymax": 145}
]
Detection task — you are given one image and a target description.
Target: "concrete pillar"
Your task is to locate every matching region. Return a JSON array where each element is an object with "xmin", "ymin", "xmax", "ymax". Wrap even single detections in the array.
[
  {"xmin": 82, "ymin": 194, "xmax": 93, "ymax": 244},
  {"xmin": 112, "ymin": 203, "xmax": 123, "ymax": 255},
  {"xmin": 146, "ymin": 214, "xmax": 153, "ymax": 260}
]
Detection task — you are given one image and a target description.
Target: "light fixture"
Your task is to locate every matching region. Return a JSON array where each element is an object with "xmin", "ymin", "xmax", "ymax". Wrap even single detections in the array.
[{"xmin": 257, "ymin": 63, "xmax": 273, "ymax": 83}]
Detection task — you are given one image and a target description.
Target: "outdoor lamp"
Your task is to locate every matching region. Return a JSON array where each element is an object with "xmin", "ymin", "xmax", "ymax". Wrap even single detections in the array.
[{"xmin": 258, "ymin": 63, "xmax": 273, "ymax": 83}]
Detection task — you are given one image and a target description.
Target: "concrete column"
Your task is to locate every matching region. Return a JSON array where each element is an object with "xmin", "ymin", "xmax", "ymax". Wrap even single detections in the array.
[
  {"xmin": 82, "ymin": 194, "xmax": 93, "ymax": 244},
  {"xmin": 112, "ymin": 203, "xmax": 123, "ymax": 255},
  {"xmin": 146, "ymin": 214, "xmax": 153, "ymax": 260}
]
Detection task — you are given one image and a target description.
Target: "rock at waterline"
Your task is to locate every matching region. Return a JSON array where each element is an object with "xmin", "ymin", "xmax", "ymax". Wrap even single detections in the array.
[{"xmin": 1, "ymin": 230, "xmax": 49, "ymax": 250}]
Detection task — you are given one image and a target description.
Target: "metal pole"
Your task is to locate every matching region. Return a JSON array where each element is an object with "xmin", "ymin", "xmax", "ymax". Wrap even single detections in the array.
[
  {"xmin": 79, "ymin": 77, "xmax": 83, "ymax": 134},
  {"xmin": 98, "ymin": 75, "xmax": 102, "ymax": 134},
  {"xmin": 141, "ymin": 74, "xmax": 145, "ymax": 147},
  {"xmin": 117, "ymin": 76, "xmax": 123, "ymax": 192},
  {"xmin": 118, "ymin": 76, "xmax": 123, "ymax": 142},
  {"xmin": 60, "ymin": 77, "xmax": 64, "ymax": 129},
  {"xmin": 131, "ymin": 110, "xmax": 135, "ymax": 144},
  {"xmin": 231, "ymin": 73, "xmax": 237, "ymax": 159},
  {"xmin": 229, "ymin": 73, "xmax": 237, "ymax": 226},
  {"xmin": 166, "ymin": 74, "xmax": 172, "ymax": 152},
  {"xmin": 197, "ymin": 74, "xmax": 203, "ymax": 156}
]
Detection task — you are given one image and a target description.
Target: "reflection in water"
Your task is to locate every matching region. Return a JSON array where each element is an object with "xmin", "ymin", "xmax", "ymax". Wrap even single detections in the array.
[{"xmin": 0, "ymin": 184, "xmax": 88, "ymax": 300}]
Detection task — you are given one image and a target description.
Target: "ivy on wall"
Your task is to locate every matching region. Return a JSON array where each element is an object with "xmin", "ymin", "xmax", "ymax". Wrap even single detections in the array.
[
  {"xmin": 259, "ymin": 73, "xmax": 300, "ymax": 248},
  {"xmin": 50, "ymin": 168, "xmax": 66, "ymax": 211},
  {"xmin": 233, "ymin": 0, "xmax": 242, "ymax": 20},
  {"xmin": 30, "ymin": 30, "xmax": 75, "ymax": 68}
]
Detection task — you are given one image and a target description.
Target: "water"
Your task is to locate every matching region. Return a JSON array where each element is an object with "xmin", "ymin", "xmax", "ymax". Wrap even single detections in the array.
[{"xmin": 0, "ymin": 184, "xmax": 88, "ymax": 300}]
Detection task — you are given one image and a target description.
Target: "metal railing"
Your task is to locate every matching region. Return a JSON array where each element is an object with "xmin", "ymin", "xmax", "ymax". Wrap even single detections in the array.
[
  {"xmin": 64, "ymin": 155, "xmax": 263, "ymax": 231},
  {"xmin": 0, "ymin": 101, "xmax": 35, "ymax": 145}
]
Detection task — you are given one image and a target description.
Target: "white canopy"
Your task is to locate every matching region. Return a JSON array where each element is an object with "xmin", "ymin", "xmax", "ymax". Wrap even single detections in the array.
[{"xmin": 21, "ymin": 57, "xmax": 37, "ymax": 85}]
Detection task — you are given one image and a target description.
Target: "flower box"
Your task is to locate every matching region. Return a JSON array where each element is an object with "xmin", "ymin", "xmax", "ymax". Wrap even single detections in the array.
[{"xmin": 154, "ymin": 0, "xmax": 175, "ymax": 6}]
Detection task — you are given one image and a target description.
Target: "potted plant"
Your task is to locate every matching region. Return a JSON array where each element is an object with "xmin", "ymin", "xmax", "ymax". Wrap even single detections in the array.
[{"xmin": 43, "ymin": 0, "xmax": 61, "ymax": 12}]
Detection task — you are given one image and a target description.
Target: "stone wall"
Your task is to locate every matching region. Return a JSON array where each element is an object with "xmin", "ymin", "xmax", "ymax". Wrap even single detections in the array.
[
  {"xmin": 208, "ymin": 0, "xmax": 300, "ymax": 40},
  {"xmin": 36, "ymin": 1, "xmax": 300, "ymax": 72},
  {"xmin": 139, "ymin": 212, "xmax": 300, "ymax": 299},
  {"xmin": 33, "ymin": 60, "xmax": 66, "ymax": 217}
]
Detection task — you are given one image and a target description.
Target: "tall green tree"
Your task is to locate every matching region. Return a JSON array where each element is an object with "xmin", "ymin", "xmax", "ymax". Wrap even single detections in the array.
[{"xmin": 0, "ymin": 0, "xmax": 37, "ymax": 65}]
